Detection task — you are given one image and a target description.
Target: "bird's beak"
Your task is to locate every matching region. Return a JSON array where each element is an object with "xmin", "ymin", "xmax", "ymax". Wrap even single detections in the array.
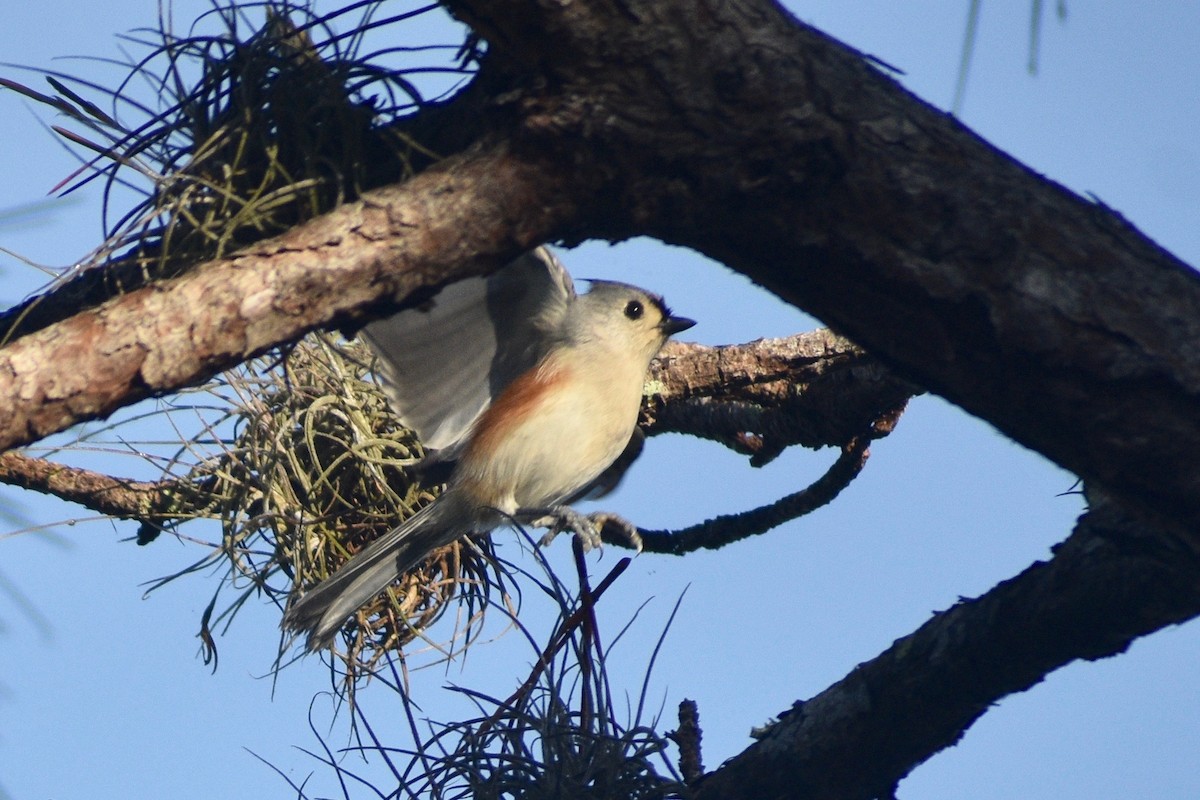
[{"xmin": 661, "ymin": 315, "xmax": 696, "ymax": 336}]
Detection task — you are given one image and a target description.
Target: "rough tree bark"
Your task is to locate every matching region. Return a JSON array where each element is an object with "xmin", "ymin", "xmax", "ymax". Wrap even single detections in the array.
[
  {"xmin": 442, "ymin": 0, "xmax": 1200, "ymax": 530},
  {"xmin": 0, "ymin": 144, "xmax": 567, "ymax": 452},
  {"xmin": 2, "ymin": 0, "xmax": 1199, "ymax": 798}
]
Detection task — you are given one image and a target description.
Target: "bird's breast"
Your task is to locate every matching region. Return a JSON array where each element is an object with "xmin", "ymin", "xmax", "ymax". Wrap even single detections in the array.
[{"xmin": 456, "ymin": 354, "xmax": 642, "ymax": 510}]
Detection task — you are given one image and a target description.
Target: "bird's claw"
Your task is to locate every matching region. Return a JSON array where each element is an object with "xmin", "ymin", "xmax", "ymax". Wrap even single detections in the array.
[
  {"xmin": 519, "ymin": 506, "xmax": 644, "ymax": 553},
  {"xmin": 535, "ymin": 506, "xmax": 603, "ymax": 552}
]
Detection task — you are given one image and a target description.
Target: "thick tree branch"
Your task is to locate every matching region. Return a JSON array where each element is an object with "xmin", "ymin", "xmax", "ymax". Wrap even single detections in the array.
[
  {"xmin": 7, "ymin": 0, "xmax": 1197, "ymax": 531},
  {"xmin": 693, "ymin": 496, "xmax": 1200, "ymax": 800},
  {"xmin": 443, "ymin": 0, "xmax": 1200, "ymax": 529},
  {"xmin": 0, "ymin": 140, "xmax": 582, "ymax": 453}
]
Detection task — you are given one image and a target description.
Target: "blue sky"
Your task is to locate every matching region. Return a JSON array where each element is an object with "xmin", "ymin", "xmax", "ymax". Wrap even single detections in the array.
[{"xmin": 2, "ymin": 2, "xmax": 1198, "ymax": 798}]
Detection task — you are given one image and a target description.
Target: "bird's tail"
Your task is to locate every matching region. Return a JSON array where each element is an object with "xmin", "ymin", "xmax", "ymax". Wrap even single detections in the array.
[{"xmin": 282, "ymin": 492, "xmax": 471, "ymax": 651}]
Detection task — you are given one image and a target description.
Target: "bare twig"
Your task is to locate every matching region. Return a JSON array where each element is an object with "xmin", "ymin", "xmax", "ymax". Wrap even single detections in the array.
[
  {"xmin": 669, "ymin": 699, "xmax": 704, "ymax": 787},
  {"xmin": 0, "ymin": 451, "xmax": 171, "ymax": 520},
  {"xmin": 633, "ymin": 435, "xmax": 872, "ymax": 556}
]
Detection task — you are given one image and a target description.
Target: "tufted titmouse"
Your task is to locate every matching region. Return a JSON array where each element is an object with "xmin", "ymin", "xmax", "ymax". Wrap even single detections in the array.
[{"xmin": 282, "ymin": 248, "xmax": 695, "ymax": 650}]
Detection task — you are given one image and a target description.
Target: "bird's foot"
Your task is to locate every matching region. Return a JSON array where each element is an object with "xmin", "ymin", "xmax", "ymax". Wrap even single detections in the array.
[{"xmin": 517, "ymin": 506, "xmax": 643, "ymax": 553}]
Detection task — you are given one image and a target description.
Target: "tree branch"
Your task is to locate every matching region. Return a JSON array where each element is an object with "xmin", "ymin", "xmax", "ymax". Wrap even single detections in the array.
[
  {"xmin": 635, "ymin": 434, "xmax": 874, "ymax": 556},
  {"xmin": 694, "ymin": 495, "xmax": 1200, "ymax": 800},
  {"xmin": 8, "ymin": 0, "xmax": 1198, "ymax": 530},
  {"xmin": 0, "ymin": 451, "xmax": 166, "ymax": 519},
  {"xmin": 0, "ymin": 139, "xmax": 581, "ymax": 454},
  {"xmin": 442, "ymin": 0, "xmax": 1200, "ymax": 528},
  {"xmin": 645, "ymin": 331, "xmax": 916, "ymax": 461},
  {"xmin": 1, "ymin": 333, "xmax": 911, "ymax": 542}
]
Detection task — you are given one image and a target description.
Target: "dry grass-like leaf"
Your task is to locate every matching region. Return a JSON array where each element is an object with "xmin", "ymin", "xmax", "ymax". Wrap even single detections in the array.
[
  {"xmin": 279, "ymin": 545, "xmax": 690, "ymax": 800},
  {"xmin": 158, "ymin": 332, "xmax": 509, "ymax": 684},
  {"xmin": 3, "ymin": 2, "xmax": 494, "ymax": 682},
  {"xmin": 1, "ymin": 0, "xmax": 469, "ymax": 344}
]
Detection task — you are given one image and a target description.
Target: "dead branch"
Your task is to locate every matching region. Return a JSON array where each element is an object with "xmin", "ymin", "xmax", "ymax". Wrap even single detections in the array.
[{"xmin": 0, "ymin": 451, "xmax": 167, "ymax": 519}]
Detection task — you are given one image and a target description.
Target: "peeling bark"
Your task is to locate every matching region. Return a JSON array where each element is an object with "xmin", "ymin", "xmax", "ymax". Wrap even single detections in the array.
[{"xmin": 648, "ymin": 331, "xmax": 915, "ymax": 456}]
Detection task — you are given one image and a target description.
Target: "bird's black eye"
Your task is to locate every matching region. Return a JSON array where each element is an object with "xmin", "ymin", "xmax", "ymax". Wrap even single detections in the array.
[{"xmin": 624, "ymin": 299, "xmax": 644, "ymax": 320}]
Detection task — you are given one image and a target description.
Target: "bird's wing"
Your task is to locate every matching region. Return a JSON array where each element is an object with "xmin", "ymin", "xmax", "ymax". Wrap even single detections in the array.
[{"xmin": 362, "ymin": 248, "xmax": 574, "ymax": 453}]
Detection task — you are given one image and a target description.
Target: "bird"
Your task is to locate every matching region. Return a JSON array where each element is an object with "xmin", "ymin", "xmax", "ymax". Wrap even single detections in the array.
[{"xmin": 282, "ymin": 248, "xmax": 695, "ymax": 650}]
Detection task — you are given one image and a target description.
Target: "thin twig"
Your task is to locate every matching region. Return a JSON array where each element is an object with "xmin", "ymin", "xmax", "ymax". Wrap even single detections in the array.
[
  {"xmin": 634, "ymin": 436, "xmax": 872, "ymax": 556},
  {"xmin": 0, "ymin": 451, "xmax": 170, "ymax": 519}
]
